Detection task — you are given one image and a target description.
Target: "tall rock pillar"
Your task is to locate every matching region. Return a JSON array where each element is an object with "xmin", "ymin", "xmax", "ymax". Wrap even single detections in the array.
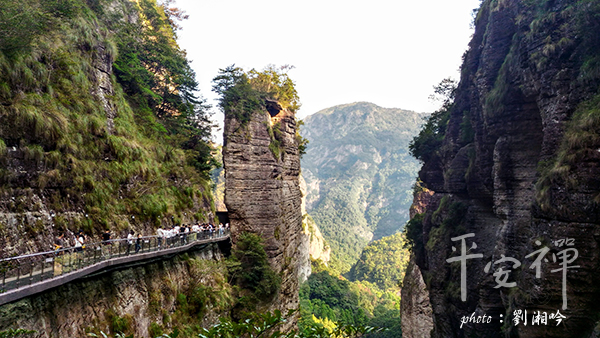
[{"xmin": 223, "ymin": 102, "xmax": 306, "ymax": 317}]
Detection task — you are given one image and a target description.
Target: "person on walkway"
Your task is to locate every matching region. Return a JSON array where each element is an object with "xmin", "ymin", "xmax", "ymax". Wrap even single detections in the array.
[
  {"xmin": 166, "ymin": 227, "xmax": 174, "ymax": 247},
  {"xmin": 74, "ymin": 232, "xmax": 84, "ymax": 253},
  {"xmin": 54, "ymin": 233, "xmax": 65, "ymax": 252},
  {"xmin": 73, "ymin": 231, "xmax": 85, "ymax": 268},
  {"xmin": 135, "ymin": 234, "xmax": 142, "ymax": 253},
  {"xmin": 157, "ymin": 227, "xmax": 164, "ymax": 248},
  {"xmin": 127, "ymin": 230, "xmax": 134, "ymax": 254},
  {"xmin": 100, "ymin": 229, "xmax": 111, "ymax": 257},
  {"xmin": 53, "ymin": 233, "xmax": 68, "ymax": 275},
  {"xmin": 102, "ymin": 230, "xmax": 111, "ymax": 245},
  {"xmin": 180, "ymin": 225, "xmax": 186, "ymax": 245}
]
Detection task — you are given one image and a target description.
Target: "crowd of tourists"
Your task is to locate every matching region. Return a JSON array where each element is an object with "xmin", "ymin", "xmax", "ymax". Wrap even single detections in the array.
[
  {"xmin": 154, "ymin": 222, "xmax": 229, "ymax": 249},
  {"xmin": 52, "ymin": 222, "xmax": 230, "ymax": 255}
]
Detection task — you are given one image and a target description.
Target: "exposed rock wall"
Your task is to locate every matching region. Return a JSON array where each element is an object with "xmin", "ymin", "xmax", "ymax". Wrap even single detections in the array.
[
  {"xmin": 0, "ymin": 244, "xmax": 228, "ymax": 338},
  {"xmin": 223, "ymin": 105, "xmax": 307, "ymax": 318},
  {"xmin": 403, "ymin": 0, "xmax": 600, "ymax": 337},
  {"xmin": 299, "ymin": 175, "xmax": 330, "ymax": 280},
  {"xmin": 0, "ymin": 0, "xmax": 215, "ymax": 260},
  {"xmin": 401, "ymin": 258, "xmax": 433, "ymax": 338}
]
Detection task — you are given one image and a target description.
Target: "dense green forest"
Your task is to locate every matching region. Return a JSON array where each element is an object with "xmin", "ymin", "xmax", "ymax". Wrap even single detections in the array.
[
  {"xmin": 301, "ymin": 102, "xmax": 423, "ymax": 272},
  {"xmin": 0, "ymin": 0, "xmax": 217, "ymax": 236},
  {"xmin": 299, "ymin": 233, "xmax": 409, "ymax": 337}
]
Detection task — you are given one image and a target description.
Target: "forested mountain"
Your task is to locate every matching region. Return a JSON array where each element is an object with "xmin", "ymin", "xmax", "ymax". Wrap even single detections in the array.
[{"xmin": 301, "ymin": 102, "xmax": 424, "ymax": 271}]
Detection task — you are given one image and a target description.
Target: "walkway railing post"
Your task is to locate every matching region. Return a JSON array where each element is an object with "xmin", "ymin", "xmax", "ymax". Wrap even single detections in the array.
[
  {"xmin": 29, "ymin": 262, "xmax": 34, "ymax": 285},
  {"xmin": 15, "ymin": 266, "xmax": 20, "ymax": 288}
]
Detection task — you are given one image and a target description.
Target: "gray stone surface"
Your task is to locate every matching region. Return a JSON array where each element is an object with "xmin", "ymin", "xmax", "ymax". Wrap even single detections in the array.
[
  {"xmin": 401, "ymin": 257, "xmax": 433, "ymax": 338},
  {"xmin": 402, "ymin": 1, "xmax": 600, "ymax": 337},
  {"xmin": 223, "ymin": 105, "xmax": 307, "ymax": 327}
]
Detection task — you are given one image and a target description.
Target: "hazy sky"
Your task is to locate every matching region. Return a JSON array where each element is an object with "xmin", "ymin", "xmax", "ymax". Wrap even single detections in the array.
[{"xmin": 174, "ymin": 0, "xmax": 482, "ymax": 140}]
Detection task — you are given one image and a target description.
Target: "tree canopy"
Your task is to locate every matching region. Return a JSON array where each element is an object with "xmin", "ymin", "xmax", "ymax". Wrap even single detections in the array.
[{"xmin": 212, "ymin": 65, "xmax": 301, "ymax": 123}]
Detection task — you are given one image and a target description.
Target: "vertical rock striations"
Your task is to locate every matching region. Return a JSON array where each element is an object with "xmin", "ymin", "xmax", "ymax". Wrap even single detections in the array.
[
  {"xmin": 403, "ymin": 0, "xmax": 600, "ymax": 337},
  {"xmin": 223, "ymin": 103, "xmax": 307, "ymax": 317}
]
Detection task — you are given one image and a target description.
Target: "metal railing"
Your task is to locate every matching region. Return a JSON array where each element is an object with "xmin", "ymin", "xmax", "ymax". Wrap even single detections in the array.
[{"xmin": 0, "ymin": 229, "xmax": 230, "ymax": 294}]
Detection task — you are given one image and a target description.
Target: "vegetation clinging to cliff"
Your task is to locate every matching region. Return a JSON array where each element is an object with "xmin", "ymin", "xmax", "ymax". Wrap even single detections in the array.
[
  {"xmin": 408, "ymin": 78, "xmax": 456, "ymax": 163},
  {"xmin": 212, "ymin": 64, "xmax": 301, "ymax": 124},
  {"xmin": 536, "ymin": 91, "xmax": 600, "ymax": 207},
  {"xmin": 213, "ymin": 64, "xmax": 307, "ymax": 159},
  {"xmin": 0, "ymin": 0, "xmax": 217, "ymax": 238},
  {"xmin": 109, "ymin": 0, "xmax": 217, "ymax": 177},
  {"xmin": 227, "ymin": 232, "xmax": 281, "ymax": 312}
]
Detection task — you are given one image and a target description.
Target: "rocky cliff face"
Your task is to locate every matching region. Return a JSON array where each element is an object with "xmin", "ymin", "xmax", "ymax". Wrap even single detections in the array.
[
  {"xmin": 402, "ymin": 0, "xmax": 600, "ymax": 337},
  {"xmin": 401, "ymin": 258, "xmax": 434, "ymax": 338},
  {"xmin": 223, "ymin": 104, "xmax": 307, "ymax": 318},
  {"xmin": 0, "ymin": 0, "xmax": 216, "ymax": 259},
  {"xmin": 299, "ymin": 175, "xmax": 331, "ymax": 278},
  {"xmin": 0, "ymin": 245, "xmax": 229, "ymax": 337}
]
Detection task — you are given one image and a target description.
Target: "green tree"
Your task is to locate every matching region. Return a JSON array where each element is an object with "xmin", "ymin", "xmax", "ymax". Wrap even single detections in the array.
[
  {"xmin": 408, "ymin": 78, "xmax": 457, "ymax": 162},
  {"xmin": 212, "ymin": 64, "xmax": 301, "ymax": 119},
  {"xmin": 212, "ymin": 65, "xmax": 263, "ymax": 124},
  {"xmin": 212, "ymin": 65, "xmax": 306, "ymax": 156},
  {"xmin": 348, "ymin": 232, "xmax": 409, "ymax": 291},
  {"xmin": 228, "ymin": 232, "xmax": 281, "ymax": 308},
  {"xmin": 109, "ymin": 0, "xmax": 216, "ymax": 176}
]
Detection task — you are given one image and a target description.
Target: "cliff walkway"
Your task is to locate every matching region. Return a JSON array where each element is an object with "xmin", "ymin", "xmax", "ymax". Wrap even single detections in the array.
[{"xmin": 0, "ymin": 230, "xmax": 230, "ymax": 306}]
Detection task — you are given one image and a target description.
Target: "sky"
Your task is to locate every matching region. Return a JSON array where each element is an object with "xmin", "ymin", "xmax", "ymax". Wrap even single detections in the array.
[{"xmin": 173, "ymin": 0, "xmax": 482, "ymax": 141}]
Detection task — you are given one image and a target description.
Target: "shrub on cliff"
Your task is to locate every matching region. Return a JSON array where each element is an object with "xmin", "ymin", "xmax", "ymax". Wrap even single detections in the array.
[
  {"xmin": 403, "ymin": 213, "xmax": 424, "ymax": 253},
  {"xmin": 409, "ymin": 78, "xmax": 456, "ymax": 162},
  {"xmin": 0, "ymin": 0, "xmax": 217, "ymax": 238},
  {"xmin": 212, "ymin": 64, "xmax": 307, "ymax": 159},
  {"xmin": 212, "ymin": 65, "xmax": 301, "ymax": 122},
  {"xmin": 0, "ymin": 329, "xmax": 36, "ymax": 338},
  {"xmin": 228, "ymin": 232, "xmax": 281, "ymax": 307}
]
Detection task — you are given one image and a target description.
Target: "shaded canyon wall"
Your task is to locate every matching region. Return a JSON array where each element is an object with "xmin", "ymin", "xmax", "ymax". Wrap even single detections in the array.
[{"xmin": 401, "ymin": 0, "xmax": 600, "ymax": 337}]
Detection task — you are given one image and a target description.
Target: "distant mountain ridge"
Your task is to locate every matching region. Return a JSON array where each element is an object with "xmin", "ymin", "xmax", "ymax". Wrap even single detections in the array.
[{"xmin": 301, "ymin": 102, "xmax": 425, "ymax": 271}]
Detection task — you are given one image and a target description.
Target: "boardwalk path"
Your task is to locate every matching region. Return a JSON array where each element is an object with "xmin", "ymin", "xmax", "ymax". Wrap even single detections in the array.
[{"xmin": 0, "ymin": 230, "xmax": 230, "ymax": 306}]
